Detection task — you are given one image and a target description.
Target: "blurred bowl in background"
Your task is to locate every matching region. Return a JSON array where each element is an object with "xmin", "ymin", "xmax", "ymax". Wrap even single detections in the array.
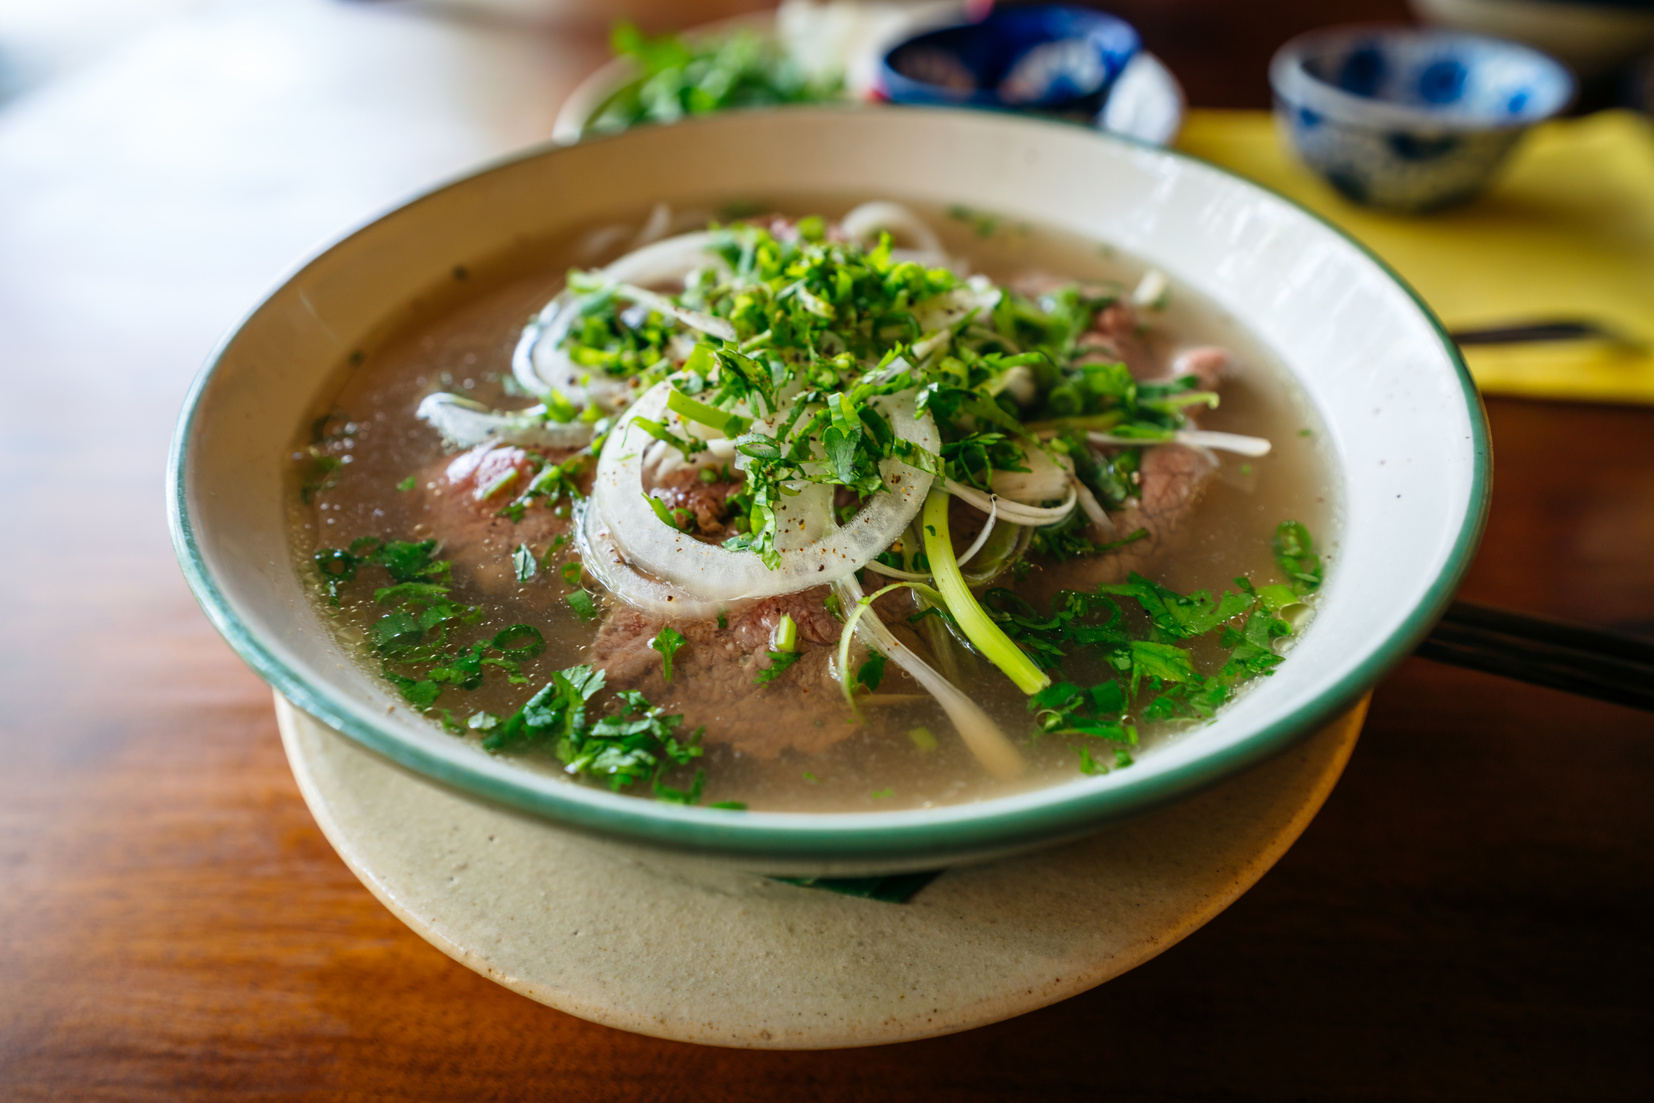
[
  {"xmin": 553, "ymin": 2, "xmax": 1184, "ymax": 147},
  {"xmin": 877, "ymin": 3, "xmax": 1139, "ymax": 111},
  {"xmin": 1271, "ymin": 24, "xmax": 1574, "ymax": 212},
  {"xmin": 1410, "ymin": 0, "xmax": 1654, "ymax": 78}
]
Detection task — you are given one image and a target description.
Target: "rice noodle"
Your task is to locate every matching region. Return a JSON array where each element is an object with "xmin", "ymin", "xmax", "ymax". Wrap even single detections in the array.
[{"xmin": 593, "ymin": 381, "xmax": 940, "ymax": 601}]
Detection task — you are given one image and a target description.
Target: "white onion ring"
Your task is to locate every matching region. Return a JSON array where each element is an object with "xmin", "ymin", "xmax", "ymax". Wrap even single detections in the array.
[
  {"xmin": 517, "ymin": 232, "xmax": 735, "ymax": 402},
  {"xmin": 989, "ymin": 443, "xmax": 1069, "ymax": 503},
  {"xmin": 840, "ymin": 201, "xmax": 948, "ymax": 268},
  {"xmin": 594, "ymin": 381, "xmax": 940, "ymax": 602},
  {"xmin": 416, "ymin": 392, "xmax": 596, "ymax": 450},
  {"xmin": 577, "ymin": 503, "xmax": 722, "ymax": 620}
]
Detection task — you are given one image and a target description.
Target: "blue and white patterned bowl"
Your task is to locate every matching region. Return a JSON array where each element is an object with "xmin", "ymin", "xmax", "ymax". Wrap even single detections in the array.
[
  {"xmin": 878, "ymin": 4, "xmax": 1140, "ymax": 112},
  {"xmin": 1270, "ymin": 25, "xmax": 1574, "ymax": 212}
]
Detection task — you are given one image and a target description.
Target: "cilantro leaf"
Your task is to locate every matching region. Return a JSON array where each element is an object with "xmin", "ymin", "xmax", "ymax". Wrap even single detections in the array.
[
  {"xmin": 755, "ymin": 649, "xmax": 801, "ymax": 685},
  {"xmin": 1274, "ymin": 520, "xmax": 1323, "ymax": 595},
  {"xmin": 650, "ymin": 626, "xmax": 687, "ymax": 682}
]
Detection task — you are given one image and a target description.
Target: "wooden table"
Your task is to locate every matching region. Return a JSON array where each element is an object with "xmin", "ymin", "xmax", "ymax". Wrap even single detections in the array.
[{"xmin": 2, "ymin": 1, "xmax": 1648, "ymax": 1098}]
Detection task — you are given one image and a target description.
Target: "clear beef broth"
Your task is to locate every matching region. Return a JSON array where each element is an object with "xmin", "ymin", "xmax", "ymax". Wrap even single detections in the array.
[{"xmin": 289, "ymin": 201, "xmax": 1338, "ymax": 812}]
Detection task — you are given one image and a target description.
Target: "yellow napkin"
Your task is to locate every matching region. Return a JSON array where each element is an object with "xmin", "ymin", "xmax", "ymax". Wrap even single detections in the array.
[{"xmin": 1176, "ymin": 109, "xmax": 1654, "ymax": 405}]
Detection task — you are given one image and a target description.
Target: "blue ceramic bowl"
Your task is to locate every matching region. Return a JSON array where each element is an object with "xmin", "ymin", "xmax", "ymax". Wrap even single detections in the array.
[
  {"xmin": 879, "ymin": 4, "xmax": 1140, "ymax": 111},
  {"xmin": 1270, "ymin": 25, "xmax": 1574, "ymax": 211}
]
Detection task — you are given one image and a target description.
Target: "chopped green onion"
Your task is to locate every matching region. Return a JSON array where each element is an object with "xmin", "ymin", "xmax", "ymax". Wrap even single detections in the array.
[
  {"xmin": 921, "ymin": 489, "xmax": 1050, "ymax": 695},
  {"xmin": 772, "ymin": 613, "xmax": 797, "ymax": 653},
  {"xmin": 650, "ymin": 626, "xmax": 686, "ymax": 683},
  {"xmin": 667, "ymin": 386, "xmax": 751, "ymax": 437},
  {"xmin": 566, "ymin": 589, "xmax": 598, "ymax": 621}
]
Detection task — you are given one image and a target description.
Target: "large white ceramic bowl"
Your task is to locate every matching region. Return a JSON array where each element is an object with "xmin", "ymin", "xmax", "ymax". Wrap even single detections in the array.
[{"xmin": 170, "ymin": 107, "xmax": 1488, "ymax": 874}]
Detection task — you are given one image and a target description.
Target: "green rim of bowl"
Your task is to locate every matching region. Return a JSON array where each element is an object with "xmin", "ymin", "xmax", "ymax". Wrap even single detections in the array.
[{"xmin": 168, "ymin": 105, "xmax": 1490, "ymax": 864}]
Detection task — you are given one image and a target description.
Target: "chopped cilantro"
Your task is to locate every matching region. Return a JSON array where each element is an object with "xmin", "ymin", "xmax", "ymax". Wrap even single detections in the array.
[
  {"xmin": 650, "ymin": 626, "xmax": 686, "ymax": 682},
  {"xmin": 855, "ymin": 653, "xmax": 887, "ymax": 693},
  {"xmin": 754, "ymin": 649, "xmax": 801, "ymax": 685},
  {"xmin": 480, "ymin": 664, "xmax": 707, "ymax": 802},
  {"xmin": 396, "ymin": 475, "xmax": 417, "ymax": 492},
  {"xmin": 589, "ymin": 23, "xmax": 841, "ymax": 137},
  {"xmin": 1273, "ymin": 520, "xmax": 1323, "ymax": 596},
  {"xmin": 512, "ymin": 543, "xmax": 537, "ymax": 583}
]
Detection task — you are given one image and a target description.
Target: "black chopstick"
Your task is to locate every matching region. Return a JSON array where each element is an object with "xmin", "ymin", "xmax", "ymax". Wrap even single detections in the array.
[
  {"xmin": 1414, "ymin": 601, "xmax": 1654, "ymax": 713},
  {"xmin": 1448, "ymin": 320, "xmax": 1645, "ymax": 349}
]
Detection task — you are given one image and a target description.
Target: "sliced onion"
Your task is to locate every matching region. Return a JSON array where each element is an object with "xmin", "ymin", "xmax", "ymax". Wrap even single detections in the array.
[
  {"xmin": 416, "ymin": 392, "xmax": 596, "ymax": 450},
  {"xmin": 840, "ymin": 201, "xmax": 948, "ymax": 267},
  {"xmin": 833, "ymin": 576, "xmax": 1024, "ymax": 780},
  {"xmin": 989, "ymin": 443, "xmax": 1070, "ymax": 503},
  {"xmin": 943, "ymin": 478, "xmax": 1077, "ymax": 527},
  {"xmin": 602, "ymin": 230, "xmax": 731, "ymax": 290},
  {"xmin": 594, "ymin": 382, "xmax": 939, "ymax": 601},
  {"xmin": 577, "ymin": 503, "xmax": 723, "ymax": 620},
  {"xmin": 1088, "ymin": 429, "xmax": 1272, "ymax": 457},
  {"xmin": 516, "ymin": 231, "xmax": 734, "ymax": 403},
  {"xmin": 956, "ymin": 496, "xmax": 998, "ymax": 568},
  {"xmin": 1072, "ymin": 477, "xmax": 1118, "ymax": 538},
  {"xmin": 610, "ymin": 282, "xmax": 736, "ymax": 343},
  {"xmin": 960, "ymin": 522, "xmax": 1031, "ymax": 588},
  {"xmin": 910, "ymin": 279, "xmax": 1001, "ymax": 361}
]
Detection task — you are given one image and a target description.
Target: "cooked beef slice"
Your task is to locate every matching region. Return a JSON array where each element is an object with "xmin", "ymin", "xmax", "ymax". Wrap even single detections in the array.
[
  {"xmin": 1170, "ymin": 345, "xmax": 1231, "ymax": 391},
  {"xmin": 416, "ymin": 443, "xmax": 582, "ymax": 594},
  {"xmin": 1014, "ymin": 295, "xmax": 1228, "ymax": 599},
  {"xmin": 1076, "ymin": 302, "xmax": 1158, "ymax": 380},
  {"xmin": 650, "ymin": 465, "xmax": 742, "ymax": 539},
  {"xmin": 591, "ymin": 585, "xmax": 854, "ymax": 758}
]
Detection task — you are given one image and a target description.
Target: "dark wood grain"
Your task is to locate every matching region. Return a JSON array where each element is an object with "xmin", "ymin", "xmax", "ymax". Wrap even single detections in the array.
[{"xmin": 1, "ymin": 2, "xmax": 1648, "ymax": 1099}]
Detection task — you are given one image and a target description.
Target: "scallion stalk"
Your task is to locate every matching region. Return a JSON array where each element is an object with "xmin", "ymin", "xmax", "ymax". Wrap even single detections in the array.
[
  {"xmin": 773, "ymin": 612, "xmax": 798, "ymax": 653},
  {"xmin": 921, "ymin": 489, "xmax": 1050, "ymax": 695},
  {"xmin": 666, "ymin": 386, "xmax": 751, "ymax": 437}
]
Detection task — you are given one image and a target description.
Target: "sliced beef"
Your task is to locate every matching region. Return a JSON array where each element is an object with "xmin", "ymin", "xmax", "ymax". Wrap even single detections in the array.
[
  {"xmin": 1075, "ymin": 302, "xmax": 1158, "ymax": 380},
  {"xmin": 650, "ymin": 465, "xmax": 742, "ymax": 540},
  {"xmin": 1075, "ymin": 443, "xmax": 1216, "ymax": 589},
  {"xmin": 1005, "ymin": 292, "xmax": 1230, "ymax": 599},
  {"xmin": 1170, "ymin": 345, "xmax": 1232, "ymax": 391},
  {"xmin": 415, "ymin": 442, "xmax": 581, "ymax": 595},
  {"xmin": 590, "ymin": 585, "xmax": 854, "ymax": 759}
]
